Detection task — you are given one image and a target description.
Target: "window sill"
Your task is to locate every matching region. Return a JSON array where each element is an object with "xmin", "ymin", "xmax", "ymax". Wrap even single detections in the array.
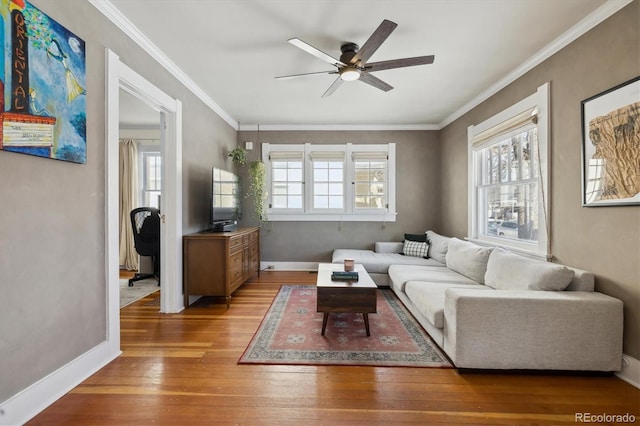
[
  {"xmin": 266, "ymin": 212, "xmax": 397, "ymax": 222},
  {"xmin": 466, "ymin": 237, "xmax": 551, "ymax": 261}
]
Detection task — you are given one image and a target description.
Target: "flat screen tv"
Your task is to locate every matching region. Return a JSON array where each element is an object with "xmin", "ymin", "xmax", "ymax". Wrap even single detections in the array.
[{"xmin": 211, "ymin": 167, "xmax": 242, "ymax": 228}]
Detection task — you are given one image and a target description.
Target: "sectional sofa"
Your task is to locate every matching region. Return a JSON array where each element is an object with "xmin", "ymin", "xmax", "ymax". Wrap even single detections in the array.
[{"xmin": 332, "ymin": 231, "xmax": 624, "ymax": 372}]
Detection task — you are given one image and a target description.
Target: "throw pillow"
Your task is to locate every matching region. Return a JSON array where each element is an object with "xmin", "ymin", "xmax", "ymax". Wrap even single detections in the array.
[
  {"xmin": 445, "ymin": 238, "xmax": 493, "ymax": 284},
  {"xmin": 403, "ymin": 240, "xmax": 429, "ymax": 258},
  {"xmin": 426, "ymin": 230, "xmax": 449, "ymax": 264},
  {"xmin": 485, "ymin": 248, "xmax": 575, "ymax": 291},
  {"xmin": 404, "ymin": 233, "xmax": 427, "ymax": 242}
]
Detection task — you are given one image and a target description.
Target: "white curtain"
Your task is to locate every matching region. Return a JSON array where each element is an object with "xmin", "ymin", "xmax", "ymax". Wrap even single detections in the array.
[{"xmin": 119, "ymin": 139, "xmax": 139, "ymax": 270}]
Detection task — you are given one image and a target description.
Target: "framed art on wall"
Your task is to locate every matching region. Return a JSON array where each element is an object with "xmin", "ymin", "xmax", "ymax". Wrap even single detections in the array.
[
  {"xmin": 581, "ymin": 76, "xmax": 639, "ymax": 206},
  {"xmin": 1, "ymin": 0, "xmax": 86, "ymax": 163}
]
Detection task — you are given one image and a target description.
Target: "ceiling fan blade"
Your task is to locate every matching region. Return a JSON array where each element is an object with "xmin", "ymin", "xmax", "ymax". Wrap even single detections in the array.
[
  {"xmin": 358, "ymin": 72, "xmax": 393, "ymax": 92},
  {"xmin": 351, "ymin": 19, "xmax": 397, "ymax": 65},
  {"xmin": 288, "ymin": 38, "xmax": 346, "ymax": 67},
  {"xmin": 275, "ymin": 70, "xmax": 338, "ymax": 80},
  {"xmin": 321, "ymin": 77, "xmax": 344, "ymax": 97},
  {"xmin": 366, "ymin": 55, "xmax": 435, "ymax": 72}
]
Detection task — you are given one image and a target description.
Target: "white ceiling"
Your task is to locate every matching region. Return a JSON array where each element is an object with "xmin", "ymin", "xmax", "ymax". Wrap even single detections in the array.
[{"xmin": 107, "ymin": 0, "xmax": 612, "ymax": 129}]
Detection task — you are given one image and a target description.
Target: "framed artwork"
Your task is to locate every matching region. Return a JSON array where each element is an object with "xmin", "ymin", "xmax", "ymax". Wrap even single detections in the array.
[
  {"xmin": 0, "ymin": 0, "xmax": 86, "ymax": 163},
  {"xmin": 581, "ymin": 76, "xmax": 639, "ymax": 206}
]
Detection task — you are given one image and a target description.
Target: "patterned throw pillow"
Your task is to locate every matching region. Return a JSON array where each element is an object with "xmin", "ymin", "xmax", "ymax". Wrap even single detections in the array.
[{"xmin": 403, "ymin": 239, "xmax": 430, "ymax": 258}]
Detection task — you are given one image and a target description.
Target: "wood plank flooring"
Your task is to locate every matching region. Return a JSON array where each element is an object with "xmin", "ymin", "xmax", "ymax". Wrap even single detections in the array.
[{"xmin": 29, "ymin": 271, "xmax": 639, "ymax": 425}]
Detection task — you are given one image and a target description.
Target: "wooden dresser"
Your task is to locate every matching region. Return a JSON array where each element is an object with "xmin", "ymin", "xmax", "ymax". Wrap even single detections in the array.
[{"xmin": 183, "ymin": 227, "xmax": 259, "ymax": 308}]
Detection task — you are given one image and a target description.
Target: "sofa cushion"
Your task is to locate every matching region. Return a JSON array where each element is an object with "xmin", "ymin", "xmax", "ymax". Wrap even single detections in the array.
[
  {"xmin": 426, "ymin": 230, "xmax": 449, "ymax": 263},
  {"xmin": 404, "ymin": 281, "xmax": 490, "ymax": 329},
  {"xmin": 388, "ymin": 264, "xmax": 473, "ymax": 293},
  {"xmin": 375, "ymin": 242, "xmax": 403, "ymax": 253},
  {"xmin": 485, "ymin": 248, "xmax": 575, "ymax": 291},
  {"xmin": 445, "ymin": 238, "xmax": 493, "ymax": 284},
  {"xmin": 405, "ymin": 233, "xmax": 427, "ymax": 242},
  {"xmin": 332, "ymin": 249, "xmax": 441, "ymax": 274},
  {"xmin": 402, "ymin": 240, "xmax": 429, "ymax": 258}
]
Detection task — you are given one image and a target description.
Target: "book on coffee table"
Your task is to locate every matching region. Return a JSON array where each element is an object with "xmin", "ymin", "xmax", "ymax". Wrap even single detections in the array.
[{"xmin": 331, "ymin": 271, "xmax": 359, "ymax": 281}]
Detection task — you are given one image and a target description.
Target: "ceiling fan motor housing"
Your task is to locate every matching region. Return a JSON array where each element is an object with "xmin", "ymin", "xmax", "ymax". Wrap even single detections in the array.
[{"xmin": 340, "ymin": 42, "xmax": 359, "ymax": 64}]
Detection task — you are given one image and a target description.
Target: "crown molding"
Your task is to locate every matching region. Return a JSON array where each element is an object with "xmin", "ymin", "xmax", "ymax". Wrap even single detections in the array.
[
  {"xmin": 438, "ymin": 0, "xmax": 634, "ymax": 129},
  {"xmin": 238, "ymin": 124, "xmax": 440, "ymax": 131},
  {"xmin": 88, "ymin": 0, "xmax": 238, "ymax": 130}
]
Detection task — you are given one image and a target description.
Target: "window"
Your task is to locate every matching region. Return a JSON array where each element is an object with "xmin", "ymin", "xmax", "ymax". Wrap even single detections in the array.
[
  {"xmin": 353, "ymin": 152, "xmax": 388, "ymax": 210},
  {"xmin": 468, "ymin": 83, "xmax": 549, "ymax": 258},
  {"xmin": 310, "ymin": 150, "xmax": 345, "ymax": 210},
  {"xmin": 263, "ymin": 143, "xmax": 396, "ymax": 221},
  {"xmin": 139, "ymin": 149, "xmax": 161, "ymax": 208},
  {"xmin": 271, "ymin": 151, "xmax": 304, "ymax": 210}
]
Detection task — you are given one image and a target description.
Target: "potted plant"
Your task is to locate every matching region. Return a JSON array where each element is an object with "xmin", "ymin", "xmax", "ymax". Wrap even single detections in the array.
[
  {"xmin": 228, "ymin": 147, "xmax": 247, "ymax": 166},
  {"xmin": 248, "ymin": 160, "xmax": 267, "ymax": 224}
]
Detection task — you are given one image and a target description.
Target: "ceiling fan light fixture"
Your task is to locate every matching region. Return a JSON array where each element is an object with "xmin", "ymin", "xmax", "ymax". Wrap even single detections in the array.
[{"xmin": 339, "ymin": 67, "xmax": 361, "ymax": 81}]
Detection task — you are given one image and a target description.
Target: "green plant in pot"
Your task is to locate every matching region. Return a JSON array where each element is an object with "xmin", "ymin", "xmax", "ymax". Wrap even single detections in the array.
[
  {"xmin": 228, "ymin": 147, "xmax": 247, "ymax": 166},
  {"xmin": 248, "ymin": 160, "xmax": 267, "ymax": 224}
]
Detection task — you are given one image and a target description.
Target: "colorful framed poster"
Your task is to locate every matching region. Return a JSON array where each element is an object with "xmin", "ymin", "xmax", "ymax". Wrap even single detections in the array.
[
  {"xmin": 1, "ymin": 0, "xmax": 86, "ymax": 163},
  {"xmin": 581, "ymin": 76, "xmax": 640, "ymax": 206}
]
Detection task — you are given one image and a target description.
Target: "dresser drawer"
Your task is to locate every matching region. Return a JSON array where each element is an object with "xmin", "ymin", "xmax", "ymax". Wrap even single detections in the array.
[
  {"xmin": 229, "ymin": 250, "xmax": 243, "ymax": 281},
  {"xmin": 229, "ymin": 236, "xmax": 243, "ymax": 250}
]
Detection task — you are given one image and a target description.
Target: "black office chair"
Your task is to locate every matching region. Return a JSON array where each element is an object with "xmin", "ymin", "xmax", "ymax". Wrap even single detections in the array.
[{"xmin": 128, "ymin": 207, "xmax": 161, "ymax": 287}]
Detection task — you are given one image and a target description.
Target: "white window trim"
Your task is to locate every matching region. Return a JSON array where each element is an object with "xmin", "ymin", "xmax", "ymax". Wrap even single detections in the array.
[
  {"xmin": 467, "ymin": 82, "xmax": 550, "ymax": 260},
  {"xmin": 263, "ymin": 142, "xmax": 396, "ymax": 222},
  {"xmin": 308, "ymin": 144, "xmax": 346, "ymax": 213},
  {"xmin": 266, "ymin": 145, "xmax": 305, "ymax": 213},
  {"xmin": 137, "ymin": 141, "xmax": 161, "ymax": 208}
]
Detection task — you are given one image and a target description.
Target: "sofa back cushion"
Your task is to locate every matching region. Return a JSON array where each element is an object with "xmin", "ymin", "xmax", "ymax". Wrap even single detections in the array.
[
  {"xmin": 485, "ymin": 248, "xmax": 575, "ymax": 291},
  {"xmin": 374, "ymin": 242, "xmax": 403, "ymax": 254},
  {"xmin": 426, "ymin": 230, "xmax": 449, "ymax": 263},
  {"xmin": 445, "ymin": 238, "xmax": 493, "ymax": 284}
]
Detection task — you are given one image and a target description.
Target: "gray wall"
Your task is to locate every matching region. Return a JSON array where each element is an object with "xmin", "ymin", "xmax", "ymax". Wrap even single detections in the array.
[
  {"xmin": 439, "ymin": 2, "xmax": 640, "ymax": 358},
  {"xmin": 0, "ymin": 0, "xmax": 236, "ymax": 403},
  {"xmin": 237, "ymin": 130, "xmax": 440, "ymax": 262}
]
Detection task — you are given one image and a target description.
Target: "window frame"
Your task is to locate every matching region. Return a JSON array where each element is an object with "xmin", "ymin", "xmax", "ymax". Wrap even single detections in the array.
[
  {"xmin": 269, "ymin": 147, "xmax": 305, "ymax": 212},
  {"xmin": 309, "ymin": 147, "xmax": 346, "ymax": 212},
  {"xmin": 467, "ymin": 82, "xmax": 550, "ymax": 259},
  {"xmin": 263, "ymin": 142, "xmax": 396, "ymax": 222},
  {"xmin": 138, "ymin": 143, "xmax": 162, "ymax": 209}
]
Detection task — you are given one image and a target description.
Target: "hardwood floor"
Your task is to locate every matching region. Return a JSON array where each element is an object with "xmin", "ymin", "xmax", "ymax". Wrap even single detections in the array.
[
  {"xmin": 29, "ymin": 271, "xmax": 639, "ymax": 425},
  {"xmin": 119, "ymin": 269, "xmax": 136, "ymax": 279}
]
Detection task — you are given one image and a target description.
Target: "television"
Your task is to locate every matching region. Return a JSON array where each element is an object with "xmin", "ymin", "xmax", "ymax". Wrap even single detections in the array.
[{"xmin": 210, "ymin": 167, "xmax": 242, "ymax": 231}]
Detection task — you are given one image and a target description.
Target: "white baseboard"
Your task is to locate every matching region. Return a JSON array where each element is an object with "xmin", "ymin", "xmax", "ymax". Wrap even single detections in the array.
[
  {"xmin": 260, "ymin": 261, "xmax": 318, "ymax": 271},
  {"xmin": 616, "ymin": 353, "xmax": 640, "ymax": 389},
  {"xmin": 0, "ymin": 342, "xmax": 121, "ymax": 426}
]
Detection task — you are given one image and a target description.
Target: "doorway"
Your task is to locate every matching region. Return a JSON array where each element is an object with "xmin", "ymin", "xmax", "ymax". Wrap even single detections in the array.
[
  {"xmin": 105, "ymin": 49, "xmax": 184, "ymax": 356},
  {"xmin": 118, "ymin": 88, "xmax": 162, "ymax": 308}
]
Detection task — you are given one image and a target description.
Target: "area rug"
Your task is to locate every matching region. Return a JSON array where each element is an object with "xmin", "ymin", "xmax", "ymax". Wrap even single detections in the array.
[
  {"xmin": 239, "ymin": 285, "xmax": 451, "ymax": 368},
  {"xmin": 119, "ymin": 278, "xmax": 159, "ymax": 308}
]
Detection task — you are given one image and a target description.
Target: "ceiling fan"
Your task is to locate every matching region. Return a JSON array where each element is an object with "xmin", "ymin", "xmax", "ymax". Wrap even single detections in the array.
[{"xmin": 276, "ymin": 19, "xmax": 435, "ymax": 97}]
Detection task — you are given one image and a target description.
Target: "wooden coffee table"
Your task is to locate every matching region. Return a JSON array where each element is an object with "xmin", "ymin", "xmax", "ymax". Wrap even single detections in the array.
[{"xmin": 316, "ymin": 263, "xmax": 377, "ymax": 336}]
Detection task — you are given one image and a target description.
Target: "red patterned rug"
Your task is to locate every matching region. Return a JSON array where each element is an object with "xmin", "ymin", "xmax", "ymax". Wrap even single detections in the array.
[{"xmin": 239, "ymin": 285, "xmax": 452, "ymax": 368}]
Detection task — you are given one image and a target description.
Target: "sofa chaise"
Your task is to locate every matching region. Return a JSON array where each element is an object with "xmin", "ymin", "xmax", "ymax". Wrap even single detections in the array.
[{"xmin": 332, "ymin": 231, "xmax": 624, "ymax": 372}]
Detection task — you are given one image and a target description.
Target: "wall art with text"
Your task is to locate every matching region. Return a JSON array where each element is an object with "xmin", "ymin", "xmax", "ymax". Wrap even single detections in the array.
[{"xmin": 1, "ymin": 0, "xmax": 86, "ymax": 163}]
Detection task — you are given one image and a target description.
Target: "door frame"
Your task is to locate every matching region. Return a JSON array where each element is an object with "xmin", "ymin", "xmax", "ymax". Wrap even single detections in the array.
[{"xmin": 105, "ymin": 49, "xmax": 184, "ymax": 350}]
